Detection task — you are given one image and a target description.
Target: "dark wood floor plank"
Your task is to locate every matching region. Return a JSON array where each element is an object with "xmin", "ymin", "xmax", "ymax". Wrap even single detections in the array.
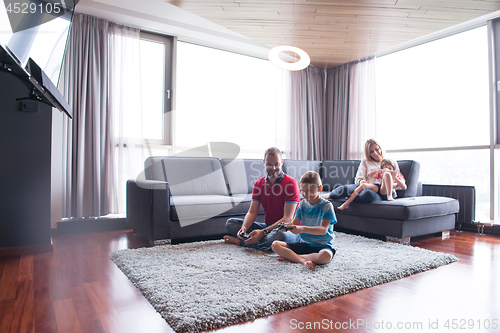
[
  {"xmin": 1, "ymin": 229, "xmax": 500, "ymax": 332},
  {"xmin": 17, "ymin": 255, "xmax": 34, "ymax": 282},
  {"xmin": 53, "ymin": 298, "xmax": 82, "ymax": 333},
  {"xmin": 68, "ymin": 283, "xmax": 107, "ymax": 333},
  {"xmin": 0, "ymin": 257, "xmax": 20, "ymax": 301},
  {"xmin": 14, "ymin": 280, "xmax": 35, "ymax": 333},
  {"xmin": 34, "ymin": 291, "xmax": 58, "ymax": 333}
]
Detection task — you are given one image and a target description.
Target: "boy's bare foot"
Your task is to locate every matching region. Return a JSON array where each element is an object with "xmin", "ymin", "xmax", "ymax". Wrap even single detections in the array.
[
  {"xmin": 304, "ymin": 260, "xmax": 316, "ymax": 270},
  {"xmin": 277, "ymin": 257, "xmax": 286, "ymax": 261},
  {"xmin": 223, "ymin": 235, "xmax": 240, "ymax": 245},
  {"xmin": 387, "ymin": 196, "xmax": 394, "ymax": 201}
]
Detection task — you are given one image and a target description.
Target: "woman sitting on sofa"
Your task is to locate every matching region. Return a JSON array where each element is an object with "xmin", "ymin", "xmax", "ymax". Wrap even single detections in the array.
[{"xmin": 325, "ymin": 138, "xmax": 400, "ymax": 203}]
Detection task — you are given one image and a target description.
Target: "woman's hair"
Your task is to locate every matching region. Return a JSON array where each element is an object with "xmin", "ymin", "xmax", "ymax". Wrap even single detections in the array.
[
  {"xmin": 380, "ymin": 158, "xmax": 397, "ymax": 170},
  {"xmin": 364, "ymin": 138, "xmax": 384, "ymax": 161},
  {"xmin": 299, "ymin": 171, "xmax": 322, "ymax": 187}
]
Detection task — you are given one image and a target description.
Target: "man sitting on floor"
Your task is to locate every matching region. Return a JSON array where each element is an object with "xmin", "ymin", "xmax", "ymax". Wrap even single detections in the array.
[{"xmin": 223, "ymin": 147, "xmax": 300, "ymax": 251}]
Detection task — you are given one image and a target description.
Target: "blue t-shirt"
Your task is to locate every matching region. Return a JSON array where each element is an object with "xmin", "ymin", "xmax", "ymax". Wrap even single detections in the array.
[{"xmin": 294, "ymin": 198, "xmax": 336, "ymax": 248}]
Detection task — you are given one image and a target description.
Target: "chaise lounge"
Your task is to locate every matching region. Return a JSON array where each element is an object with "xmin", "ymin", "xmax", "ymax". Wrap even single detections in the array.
[{"xmin": 126, "ymin": 156, "xmax": 459, "ymax": 245}]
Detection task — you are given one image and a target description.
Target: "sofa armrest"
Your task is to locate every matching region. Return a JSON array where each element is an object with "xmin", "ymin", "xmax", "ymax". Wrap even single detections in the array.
[
  {"xmin": 416, "ymin": 182, "xmax": 423, "ymax": 196},
  {"xmin": 126, "ymin": 179, "xmax": 171, "ymax": 242},
  {"xmin": 134, "ymin": 179, "xmax": 169, "ymax": 190}
]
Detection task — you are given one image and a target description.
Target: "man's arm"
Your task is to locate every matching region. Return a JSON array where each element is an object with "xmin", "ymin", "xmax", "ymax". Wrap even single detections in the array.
[
  {"xmin": 246, "ymin": 202, "xmax": 297, "ymax": 244},
  {"xmin": 239, "ymin": 200, "xmax": 261, "ymax": 236},
  {"xmin": 265, "ymin": 202, "xmax": 297, "ymax": 231}
]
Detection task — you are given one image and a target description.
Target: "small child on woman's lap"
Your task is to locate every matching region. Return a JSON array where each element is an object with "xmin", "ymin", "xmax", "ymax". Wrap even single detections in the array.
[
  {"xmin": 338, "ymin": 158, "xmax": 407, "ymax": 210},
  {"xmin": 271, "ymin": 171, "xmax": 336, "ymax": 270}
]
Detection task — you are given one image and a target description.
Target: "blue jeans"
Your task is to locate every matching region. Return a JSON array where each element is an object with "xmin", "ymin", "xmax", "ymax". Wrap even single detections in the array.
[
  {"xmin": 225, "ymin": 218, "xmax": 300, "ymax": 251},
  {"xmin": 328, "ymin": 184, "xmax": 381, "ymax": 203}
]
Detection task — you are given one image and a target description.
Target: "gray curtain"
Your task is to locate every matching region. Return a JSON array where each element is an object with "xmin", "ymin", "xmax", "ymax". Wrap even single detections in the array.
[
  {"xmin": 59, "ymin": 13, "xmax": 141, "ymax": 218},
  {"xmin": 59, "ymin": 13, "xmax": 113, "ymax": 218},
  {"xmin": 325, "ymin": 56, "xmax": 376, "ymax": 160},
  {"xmin": 287, "ymin": 65, "xmax": 326, "ymax": 160},
  {"xmin": 325, "ymin": 63, "xmax": 350, "ymax": 160}
]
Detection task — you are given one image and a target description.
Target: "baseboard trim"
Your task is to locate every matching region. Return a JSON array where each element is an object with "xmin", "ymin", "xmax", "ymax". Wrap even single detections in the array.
[
  {"xmin": 57, "ymin": 216, "xmax": 128, "ymax": 234},
  {"xmin": 0, "ymin": 243, "xmax": 53, "ymax": 256}
]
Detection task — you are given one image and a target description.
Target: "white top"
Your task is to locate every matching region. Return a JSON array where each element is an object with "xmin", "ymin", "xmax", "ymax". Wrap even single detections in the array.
[{"xmin": 355, "ymin": 159, "xmax": 400, "ymax": 184}]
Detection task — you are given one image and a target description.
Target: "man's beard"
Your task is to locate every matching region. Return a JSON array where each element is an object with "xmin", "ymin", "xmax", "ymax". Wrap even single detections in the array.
[{"xmin": 267, "ymin": 169, "xmax": 280, "ymax": 178}]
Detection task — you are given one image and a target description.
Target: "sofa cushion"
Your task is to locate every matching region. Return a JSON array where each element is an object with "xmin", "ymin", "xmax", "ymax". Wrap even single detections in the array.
[
  {"xmin": 283, "ymin": 160, "xmax": 322, "ymax": 185},
  {"xmin": 331, "ymin": 196, "xmax": 459, "ymax": 221},
  {"xmin": 144, "ymin": 156, "xmax": 168, "ymax": 181},
  {"xmin": 146, "ymin": 157, "xmax": 229, "ymax": 196},
  {"xmin": 169, "ymin": 194, "xmax": 235, "ymax": 223},
  {"xmin": 221, "ymin": 158, "xmax": 266, "ymax": 195},
  {"xmin": 169, "ymin": 193, "xmax": 261, "ymax": 223},
  {"xmin": 320, "ymin": 160, "xmax": 360, "ymax": 192}
]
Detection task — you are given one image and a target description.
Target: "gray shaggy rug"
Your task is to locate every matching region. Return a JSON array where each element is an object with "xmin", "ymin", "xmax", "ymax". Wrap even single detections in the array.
[{"xmin": 109, "ymin": 232, "xmax": 457, "ymax": 333}]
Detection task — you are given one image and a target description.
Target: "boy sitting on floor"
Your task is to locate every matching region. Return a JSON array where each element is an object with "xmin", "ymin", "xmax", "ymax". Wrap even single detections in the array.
[{"xmin": 271, "ymin": 171, "xmax": 336, "ymax": 270}]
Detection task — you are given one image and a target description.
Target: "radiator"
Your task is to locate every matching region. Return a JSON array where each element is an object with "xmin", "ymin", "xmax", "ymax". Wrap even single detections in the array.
[{"xmin": 422, "ymin": 184, "xmax": 476, "ymax": 226}]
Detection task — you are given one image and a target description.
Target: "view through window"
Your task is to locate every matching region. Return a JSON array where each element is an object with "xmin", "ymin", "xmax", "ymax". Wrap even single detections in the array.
[
  {"xmin": 140, "ymin": 38, "xmax": 165, "ymax": 141},
  {"xmin": 376, "ymin": 26, "xmax": 491, "ymax": 220},
  {"xmin": 174, "ymin": 41, "xmax": 287, "ymax": 158}
]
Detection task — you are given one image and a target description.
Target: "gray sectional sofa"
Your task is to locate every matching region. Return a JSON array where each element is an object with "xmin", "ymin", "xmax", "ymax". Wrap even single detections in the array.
[{"xmin": 126, "ymin": 157, "xmax": 459, "ymax": 244}]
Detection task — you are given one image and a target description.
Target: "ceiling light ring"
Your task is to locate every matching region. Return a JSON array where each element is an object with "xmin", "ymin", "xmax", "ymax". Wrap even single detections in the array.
[{"xmin": 268, "ymin": 45, "xmax": 310, "ymax": 71}]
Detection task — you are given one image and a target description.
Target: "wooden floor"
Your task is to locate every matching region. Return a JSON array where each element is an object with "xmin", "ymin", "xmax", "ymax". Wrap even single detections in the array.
[{"xmin": 1, "ymin": 230, "xmax": 499, "ymax": 333}]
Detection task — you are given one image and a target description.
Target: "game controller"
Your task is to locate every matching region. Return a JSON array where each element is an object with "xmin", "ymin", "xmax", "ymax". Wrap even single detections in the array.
[
  {"xmin": 277, "ymin": 223, "xmax": 293, "ymax": 231},
  {"xmin": 239, "ymin": 232, "xmax": 251, "ymax": 240}
]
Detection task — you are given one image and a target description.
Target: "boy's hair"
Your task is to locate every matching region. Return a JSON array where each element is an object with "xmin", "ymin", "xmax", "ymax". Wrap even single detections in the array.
[
  {"xmin": 380, "ymin": 158, "xmax": 397, "ymax": 170},
  {"xmin": 299, "ymin": 171, "xmax": 322, "ymax": 187}
]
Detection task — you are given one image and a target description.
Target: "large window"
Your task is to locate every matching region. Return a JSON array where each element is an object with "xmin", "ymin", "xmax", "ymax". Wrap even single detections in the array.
[
  {"xmin": 376, "ymin": 26, "xmax": 489, "ymax": 150},
  {"xmin": 174, "ymin": 41, "xmax": 287, "ymax": 158},
  {"xmin": 376, "ymin": 26, "xmax": 492, "ymax": 220},
  {"xmin": 140, "ymin": 32, "xmax": 173, "ymax": 145}
]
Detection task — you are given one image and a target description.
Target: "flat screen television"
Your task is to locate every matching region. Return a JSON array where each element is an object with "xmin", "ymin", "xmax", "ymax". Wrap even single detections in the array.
[{"xmin": 0, "ymin": 0, "xmax": 77, "ymax": 117}]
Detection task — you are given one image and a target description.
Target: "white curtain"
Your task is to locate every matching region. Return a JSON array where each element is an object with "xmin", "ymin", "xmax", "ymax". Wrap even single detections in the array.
[
  {"xmin": 59, "ymin": 13, "xmax": 144, "ymax": 218},
  {"xmin": 108, "ymin": 23, "xmax": 144, "ymax": 213},
  {"xmin": 347, "ymin": 57, "xmax": 376, "ymax": 160}
]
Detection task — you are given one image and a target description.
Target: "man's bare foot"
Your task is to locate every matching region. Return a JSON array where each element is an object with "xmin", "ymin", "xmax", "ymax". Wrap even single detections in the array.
[
  {"xmin": 338, "ymin": 202, "xmax": 349, "ymax": 210},
  {"xmin": 277, "ymin": 257, "xmax": 286, "ymax": 261},
  {"xmin": 304, "ymin": 260, "xmax": 316, "ymax": 270},
  {"xmin": 223, "ymin": 235, "xmax": 240, "ymax": 245},
  {"xmin": 387, "ymin": 196, "xmax": 394, "ymax": 201}
]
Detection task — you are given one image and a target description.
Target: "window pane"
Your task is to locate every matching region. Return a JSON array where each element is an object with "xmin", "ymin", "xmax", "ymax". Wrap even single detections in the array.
[
  {"xmin": 376, "ymin": 26, "xmax": 489, "ymax": 150},
  {"xmin": 175, "ymin": 42, "xmax": 286, "ymax": 156},
  {"xmin": 388, "ymin": 150, "xmax": 490, "ymax": 221},
  {"xmin": 140, "ymin": 39, "xmax": 165, "ymax": 141}
]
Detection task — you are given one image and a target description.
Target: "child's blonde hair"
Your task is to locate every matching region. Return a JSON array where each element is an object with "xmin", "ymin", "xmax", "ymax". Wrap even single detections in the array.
[
  {"xmin": 299, "ymin": 171, "xmax": 322, "ymax": 187},
  {"xmin": 380, "ymin": 158, "xmax": 397, "ymax": 170}
]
